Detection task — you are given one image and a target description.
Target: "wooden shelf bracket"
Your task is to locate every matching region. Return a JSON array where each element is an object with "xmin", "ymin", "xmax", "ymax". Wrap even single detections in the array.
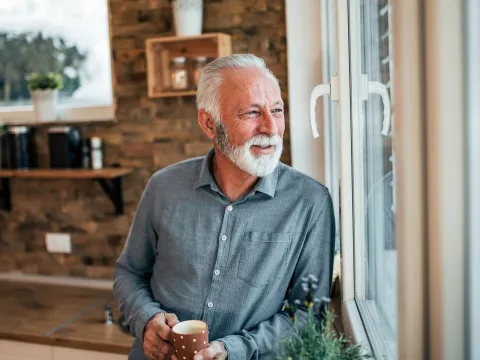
[
  {"xmin": 0, "ymin": 178, "xmax": 11, "ymax": 212},
  {"xmin": 95, "ymin": 177, "xmax": 124, "ymax": 215}
]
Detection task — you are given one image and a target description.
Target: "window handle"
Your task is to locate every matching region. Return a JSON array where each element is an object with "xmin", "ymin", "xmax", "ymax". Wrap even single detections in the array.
[
  {"xmin": 369, "ymin": 81, "xmax": 391, "ymax": 136},
  {"xmin": 360, "ymin": 75, "xmax": 392, "ymax": 136},
  {"xmin": 309, "ymin": 76, "xmax": 339, "ymax": 138}
]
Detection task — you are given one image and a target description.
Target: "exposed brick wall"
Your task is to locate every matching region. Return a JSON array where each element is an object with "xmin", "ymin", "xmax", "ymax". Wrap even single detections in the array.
[{"xmin": 0, "ymin": 0, "xmax": 289, "ymax": 279}]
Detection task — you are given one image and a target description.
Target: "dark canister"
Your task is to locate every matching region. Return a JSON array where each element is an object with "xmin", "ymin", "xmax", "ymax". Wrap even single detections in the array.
[
  {"xmin": 48, "ymin": 126, "xmax": 81, "ymax": 169},
  {"xmin": 7, "ymin": 126, "xmax": 36, "ymax": 169}
]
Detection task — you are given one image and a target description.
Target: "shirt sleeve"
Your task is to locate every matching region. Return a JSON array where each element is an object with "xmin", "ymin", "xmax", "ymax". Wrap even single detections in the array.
[
  {"xmin": 113, "ymin": 177, "xmax": 165, "ymax": 342},
  {"xmin": 216, "ymin": 191, "xmax": 336, "ymax": 360}
]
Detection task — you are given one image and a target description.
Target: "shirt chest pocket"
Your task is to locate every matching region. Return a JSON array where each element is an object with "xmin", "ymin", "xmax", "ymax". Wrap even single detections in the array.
[{"xmin": 236, "ymin": 232, "xmax": 291, "ymax": 288}]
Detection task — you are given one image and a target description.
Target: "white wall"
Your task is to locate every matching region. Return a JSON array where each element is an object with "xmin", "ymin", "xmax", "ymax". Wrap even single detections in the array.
[{"xmin": 285, "ymin": 0, "xmax": 324, "ymax": 182}]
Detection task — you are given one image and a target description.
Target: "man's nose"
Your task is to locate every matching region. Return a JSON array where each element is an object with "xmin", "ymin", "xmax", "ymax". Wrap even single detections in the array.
[{"xmin": 258, "ymin": 111, "xmax": 278, "ymax": 136}]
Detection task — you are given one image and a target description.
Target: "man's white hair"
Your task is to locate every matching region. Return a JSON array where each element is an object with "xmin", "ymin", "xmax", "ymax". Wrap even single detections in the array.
[{"xmin": 196, "ymin": 54, "xmax": 280, "ymax": 122}]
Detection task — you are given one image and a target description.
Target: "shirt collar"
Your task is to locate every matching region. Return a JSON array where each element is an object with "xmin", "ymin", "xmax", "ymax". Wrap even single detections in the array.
[{"xmin": 193, "ymin": 149, "xmax": 278, "ymax": 198}]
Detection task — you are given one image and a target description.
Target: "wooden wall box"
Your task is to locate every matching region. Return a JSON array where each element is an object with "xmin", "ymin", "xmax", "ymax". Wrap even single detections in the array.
[{"xmin": 145, "ymin": 33, "xmax": 232, "ymax": 98}]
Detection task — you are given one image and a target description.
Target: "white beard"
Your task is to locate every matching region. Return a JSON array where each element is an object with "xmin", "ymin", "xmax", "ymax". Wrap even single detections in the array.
[{"xmin": 214, "ymin": 121, "xmax": 283, "ymax": 177}]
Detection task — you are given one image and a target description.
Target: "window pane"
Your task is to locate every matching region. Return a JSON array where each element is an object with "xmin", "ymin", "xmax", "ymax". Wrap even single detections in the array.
[
  {"xmin": 0, "ymin": 0, "xmax": 112, "ymax": 108},
  {"xmin": 322, "ymin": 0, "xmax": 341, "ymax": 252},
  {"xmin": 352, "ymin": 0, "xmax": 397, "ymax": 358}
]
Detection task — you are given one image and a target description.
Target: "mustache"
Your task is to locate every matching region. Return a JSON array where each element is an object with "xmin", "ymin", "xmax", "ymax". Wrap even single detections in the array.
[{"xmin": 248, "ymin": 135, "xmax": 283, "ymax": 147}]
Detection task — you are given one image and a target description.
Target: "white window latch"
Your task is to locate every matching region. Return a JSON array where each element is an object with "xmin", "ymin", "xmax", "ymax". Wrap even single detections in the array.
[
  {"xmin": 360, "ymin": 74, "xmax": 392, "ymax": 136},
  {"xmin": 309, "ymin": 75, "xmax": 339, "ymax": 138}
]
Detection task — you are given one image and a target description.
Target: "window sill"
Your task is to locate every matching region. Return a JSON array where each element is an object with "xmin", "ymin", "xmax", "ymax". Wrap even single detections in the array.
[
  {"xmin": 341, "ymin": 299, "xmax": 374, "ymax": 357},
  {"xmin": 0, "ymin": 104, "xmax": 115, "ymax": 127}
]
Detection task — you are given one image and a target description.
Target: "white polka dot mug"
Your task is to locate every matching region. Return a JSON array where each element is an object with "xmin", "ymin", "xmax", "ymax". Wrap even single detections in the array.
[{"xmin": 172, "ymin": 320, "xmax": 209, "ymax": 360}]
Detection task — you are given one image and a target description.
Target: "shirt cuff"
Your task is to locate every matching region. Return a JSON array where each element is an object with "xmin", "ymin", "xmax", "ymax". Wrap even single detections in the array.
[
  {"xmin": 216, "ymin": 335, "xmax": 245, "ymax": 360},
  {"xmin": 134, "ymin": 303, "xmax": 165, "ymax": 342}
]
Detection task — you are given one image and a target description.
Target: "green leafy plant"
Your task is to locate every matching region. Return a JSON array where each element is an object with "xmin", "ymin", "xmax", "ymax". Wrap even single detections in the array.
[
  {"xmin": 277, "ymin": 275, "xmax": 373, "ymax": 360},
  {"xmin": 26, "ymin": 72, "xmax": 63, "ymax": 91}
]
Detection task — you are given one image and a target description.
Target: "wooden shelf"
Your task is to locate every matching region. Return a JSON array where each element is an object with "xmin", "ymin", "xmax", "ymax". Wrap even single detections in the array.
[
  {"xmin": 0, "ymin": 168, "xmax": 132, "ymax": 179},
  {"xmin": 0, "ymin": 168, "xmax": 132, "ymax": 215},
  {"xmin": 151, "ymin": 90, "xmax": 197, "ymax": 98},
  {"xmin": 0, "ymin": 119, "xmax": 115, "ymax": 128},
  {"xmin": 149, "ymin": 33, "xmax": 231, "ymax": 43},
  {"xmin": 145, "ymin": 33, "xmax": 232, "ymax": 98}
]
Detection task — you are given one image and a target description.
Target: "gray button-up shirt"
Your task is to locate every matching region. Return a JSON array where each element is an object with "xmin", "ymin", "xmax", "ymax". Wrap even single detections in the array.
[{"xmin": 114, "ymin": 150, "xmax": 335, "ymax": 360}]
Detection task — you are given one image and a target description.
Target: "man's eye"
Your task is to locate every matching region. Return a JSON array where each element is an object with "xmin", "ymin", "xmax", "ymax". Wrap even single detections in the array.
[
  {"xmin": 272, "ymin": 108, "xmax": 284, "ymax": 113},
  {"xmin": 247, "ymin": 110, "xmax": 260, "ymax": 115}
]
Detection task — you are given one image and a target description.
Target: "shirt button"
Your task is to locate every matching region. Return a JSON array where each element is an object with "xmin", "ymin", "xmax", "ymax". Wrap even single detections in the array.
[
  {"xmin": 214, "ymin": 269, "xmax": 220, "ymax": 276},
  {"xmin": 207, "ymin": 302, "xmax": 214, "ymax": 308},
  {"xmin": 227, "ymin": 205, "xmax": 233, "ymax": 212},
  {"xmin": 221, "ymin": 235, "xmax": 227, "ymax": 241}
]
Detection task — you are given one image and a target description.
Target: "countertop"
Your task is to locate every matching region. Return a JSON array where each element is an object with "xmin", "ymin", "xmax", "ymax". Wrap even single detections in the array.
[{"xmin": 0, "ymin": 280, "xmax": 133, "ymax": 354}]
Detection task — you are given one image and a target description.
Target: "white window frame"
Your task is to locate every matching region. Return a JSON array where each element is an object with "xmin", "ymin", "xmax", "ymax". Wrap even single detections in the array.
[
  {"xmin": 425, "ymin": 1, "xmax": 466, "ymax": 359},
  {"xmin": 392, "ymin": 0, "xmax": 427, "ymax": 359},
  {"xmin": 320, "ymin": 0, "xmax": 340, "ymax": 251},
  {"xmin": 466, "ymin": 0, "xmax": 480, "ymax": 359},
  {"xmin": 333, "ymin": 0, "xmax": 371, "ymax": 349},
  {"xmin": 0, "ymin": 0, "xmax": 116, "ymax": 125},
  {"xmin": 346, "ymin": 1, "xmax": 397, "ymax": 358},
  {"xmin": 0, "ymin": 104, "xmax": 114, "ymax": 124}
]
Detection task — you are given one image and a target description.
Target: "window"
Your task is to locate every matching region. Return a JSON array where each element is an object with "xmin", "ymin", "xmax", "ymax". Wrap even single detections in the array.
[
  {"xmin": 0, "ymin": 0, "xmax": 113, "ymax": 122},
  {"xmin": 312, "ymin": 0, "xmax": 474, "ymax": 357},
  {"xmin": 350, "ymin": 0, "xmax": 397, "ymax": 358},
  {"xmin": 314, "ymin": 0, "xmax": 397, "ymax": 357}
]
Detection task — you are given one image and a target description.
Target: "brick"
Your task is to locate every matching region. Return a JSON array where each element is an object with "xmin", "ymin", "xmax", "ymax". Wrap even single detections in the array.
[
  {"xmin": 123, "ymin": 142, "xmax": 154, "ymax": 157},
  {"xmin": 184, "ymin": 141, "xmax": 213, "ymax": 157},
  {"xmin": 0, "ymin": 0, "xmax": 290, "ymax": 280},
  {"xmin": 153, "ymin": 140, "xmax": 187, "ymax": 168},
  {"xmin": 245, "ymin": 0, "xmax": 268, "ymax": 12},
  {"xmin": 268, "ymin": 0, "xmax": 284, "ymax": 10}
]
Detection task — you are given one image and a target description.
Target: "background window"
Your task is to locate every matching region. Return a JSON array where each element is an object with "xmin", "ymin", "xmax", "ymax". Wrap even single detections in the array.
[
  {"xmin": 350, "ymin": 0, "xmax": 397, "ymax": 358},
  {"xmin": 0, "ymin": 0, "xmax": 112, "ymax": 109}
]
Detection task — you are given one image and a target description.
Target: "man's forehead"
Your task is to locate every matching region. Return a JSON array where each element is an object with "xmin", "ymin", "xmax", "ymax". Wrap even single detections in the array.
[{"xmin": 220, "ymin": 68, "xmax": 281, "ymax": 100}]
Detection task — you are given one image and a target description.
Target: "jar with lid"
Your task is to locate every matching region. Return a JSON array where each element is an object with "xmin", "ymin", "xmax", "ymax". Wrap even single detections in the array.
[
  {"xmin": 193, "ymin": 56, "xmax": 208, "ymax": 87},
  {"xmin": 90, "ymin": 137, "xmax": 103, "ymax": 170},
  {"xmin": 170, "ymin": 57, "xmax": 189, "ymax": 90}
]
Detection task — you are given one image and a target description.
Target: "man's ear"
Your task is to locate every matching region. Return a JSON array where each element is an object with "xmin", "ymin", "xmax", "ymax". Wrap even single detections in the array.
[{"xmin": 197, "ymin": 109, "xmax": 216, "ymax": 140}]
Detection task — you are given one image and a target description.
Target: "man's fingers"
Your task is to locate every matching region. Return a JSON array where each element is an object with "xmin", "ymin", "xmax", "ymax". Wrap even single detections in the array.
[
  {"xmin": 144, "ymin": 336, "xmax": 174, "ymax": 358},
  {"xmin": 145, "ymin": 334, "xmax": 169, "ymax": 356},
  {"xmin": 144, "ymin": 348, "xmax": 159, "ymax": 360},
  {"xmin": 193, "ymin": 345, "xmax": 218, "ymax": 360},
  {"xmin": 165, "ymin": 312, "xmax": 180, "ymax": 327},
  {"xmin": 154, "ymin": 320, "xmax": 174, "ymax": 341}
]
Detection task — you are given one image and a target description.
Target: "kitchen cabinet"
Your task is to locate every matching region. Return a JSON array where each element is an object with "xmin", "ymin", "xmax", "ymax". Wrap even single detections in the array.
[{"xmin": 0, "ymin": 340, "xmax": 127, "ymax": 360}]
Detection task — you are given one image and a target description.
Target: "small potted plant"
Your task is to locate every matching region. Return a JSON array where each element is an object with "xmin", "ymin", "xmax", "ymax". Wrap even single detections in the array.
[
  {"xmin": 277, "ymin": 275, "xmax": 373, "ymax": 360},
  {"xmin": 26, "ymin": 72, "xmax": 63, "ymax": 122}
]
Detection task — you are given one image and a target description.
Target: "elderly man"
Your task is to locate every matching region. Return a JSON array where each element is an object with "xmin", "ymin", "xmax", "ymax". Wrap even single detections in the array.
[{"xmin": 114, "ymin": 54, "xmax": 335, "ymax": 360}]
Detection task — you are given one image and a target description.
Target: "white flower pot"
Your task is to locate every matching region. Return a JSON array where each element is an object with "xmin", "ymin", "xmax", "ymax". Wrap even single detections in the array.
[
  {"xmin": 30, "ymin": 89, "xmax": 58, "ymax": 122},
  {"xmin": 172, "ymin": 0, "xmax": 203, "ymax": 37}
]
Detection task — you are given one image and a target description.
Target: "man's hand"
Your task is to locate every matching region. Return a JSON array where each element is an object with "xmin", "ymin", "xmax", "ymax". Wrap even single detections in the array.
[
  {"xmin": 143, "ymin": 312, "xmax": 180, "ymax": 360},
  {"xmin": 172, "ymin": 341, "xmax": 227, "ymax": 360}
]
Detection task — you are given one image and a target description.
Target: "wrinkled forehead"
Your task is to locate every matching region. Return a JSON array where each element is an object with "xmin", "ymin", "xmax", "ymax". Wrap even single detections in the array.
[{"xmin": 219, "ymin": 68, "xmax": 282, "ymax": 105}]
